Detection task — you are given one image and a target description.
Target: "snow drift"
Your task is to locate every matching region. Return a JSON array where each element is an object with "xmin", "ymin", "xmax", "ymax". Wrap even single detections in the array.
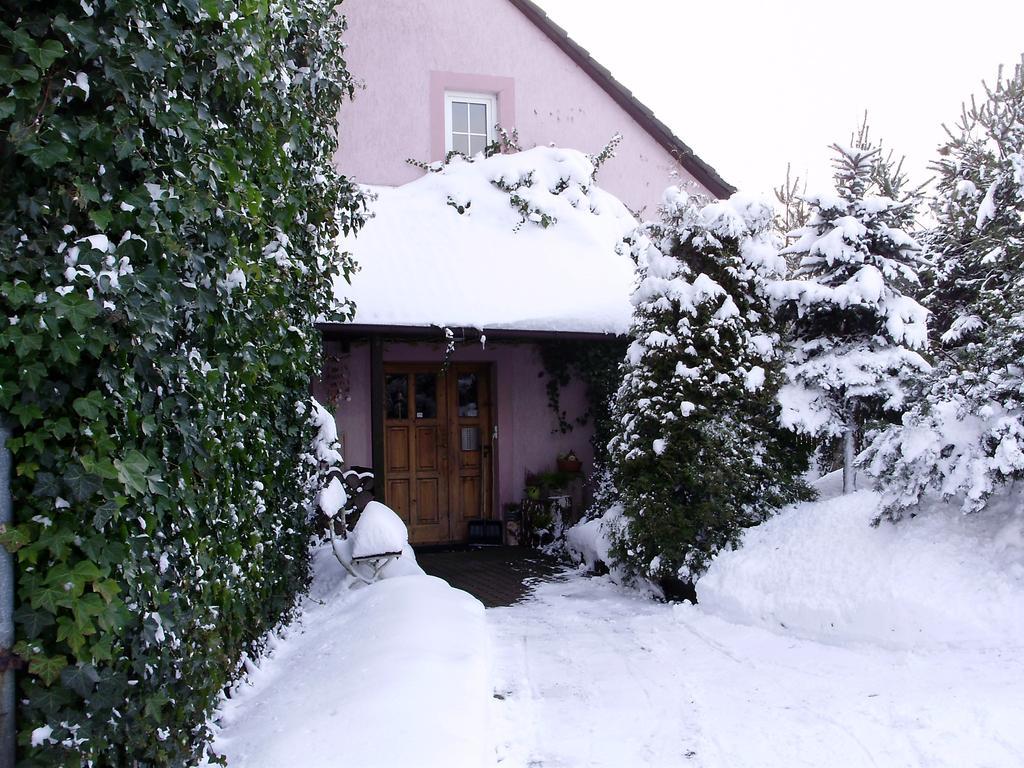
[
  {"xmin": 565, "ymin": 503, "xmax": 622, "ymax": 574},
  {"xmin": 211, "ymin": 544, "xmax": 492, "ymax": 768},
  {"xmin": 697, "ymin": 478, "xmax": 1024, "ymax": 650}
]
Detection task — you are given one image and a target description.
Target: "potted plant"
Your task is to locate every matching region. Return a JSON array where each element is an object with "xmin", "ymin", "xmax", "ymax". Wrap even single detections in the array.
[{"xmin": 557, "ymin": 449, "xmax": 582, "ymax": 474}]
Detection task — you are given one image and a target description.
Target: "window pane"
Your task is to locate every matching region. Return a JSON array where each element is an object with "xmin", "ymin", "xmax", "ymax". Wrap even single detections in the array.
[
  {"xmin": 385, "ymin": 374, "xmax": 408, "ymax": 420},
  {"xmin": 469, "ymin": 135, "xmax": 487, "ymax": 156},
  {"xmin": 452, "ymin": 133, "xmax": 470, "ymax": 155},
  {"xmin": 469, "ymin": 102, "xmax": 487, "ymax": 134},
  {"xmin": 414, "ymin": 373, "xmax": 437, "ymax": 419},
  {"xmin": 458, "ymin": 374, "xmax": 479, "ymax": 417},
  {"xmin": 451, "ymin": 101, "xmax": 469, "ymax": 133}
]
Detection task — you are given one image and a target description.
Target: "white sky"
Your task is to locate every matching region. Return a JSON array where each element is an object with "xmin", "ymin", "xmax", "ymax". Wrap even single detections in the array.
[{"xmin": 535, "ymin": 0, "xmax": 1024, "ymax": 198}]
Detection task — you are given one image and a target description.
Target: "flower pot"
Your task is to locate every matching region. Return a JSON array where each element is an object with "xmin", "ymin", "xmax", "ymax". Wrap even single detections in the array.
[{"xmin": 557, "ymin": 457, "xmax": 582, "ymax": 474}]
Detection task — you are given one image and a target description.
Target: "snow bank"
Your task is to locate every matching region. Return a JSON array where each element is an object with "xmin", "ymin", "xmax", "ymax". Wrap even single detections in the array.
[
  {"xmin": 697, "ymin": 481, "xmax": 1024, "ymax": 650},
  {"xmin": 336, "ymin": 146, "xmax": 638, "ymax": 334},
  {"xmin": 565, "ymin": 504, "xmax": 622, "ymax": 573},
  {"xmin": 211, "ymin": 546, "xmax": 492, "ymax": 768}
]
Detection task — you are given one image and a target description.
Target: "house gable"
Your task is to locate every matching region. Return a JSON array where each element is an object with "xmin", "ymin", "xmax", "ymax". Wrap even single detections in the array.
[{"xmin": 334, "ymin": 0, "xmax": 732, "ymax": 215}]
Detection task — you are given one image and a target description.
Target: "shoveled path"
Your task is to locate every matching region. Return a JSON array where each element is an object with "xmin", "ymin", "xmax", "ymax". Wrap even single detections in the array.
[
  {"xmin": 487, "ymin": 572, "xmax": 1024, "ymax": 768},
  {"xmin": 415, "ymin": 546, "xmax": 565, "ymax": 607}
]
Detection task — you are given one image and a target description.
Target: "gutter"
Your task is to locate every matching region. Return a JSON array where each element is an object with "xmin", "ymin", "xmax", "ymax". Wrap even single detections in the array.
[{"xmin": 316, "ymin": 322, "xmax": 627, "ymax": 343}]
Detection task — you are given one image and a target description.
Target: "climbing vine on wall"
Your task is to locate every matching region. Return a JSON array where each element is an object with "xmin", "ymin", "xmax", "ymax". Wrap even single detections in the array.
[
  {"xmin": 537, "ymin": 339, "xmax": 627, "ymax": 464},
  {"xmin": 0, "ymin": 0, "xmax": 364, "ymax": 764}
]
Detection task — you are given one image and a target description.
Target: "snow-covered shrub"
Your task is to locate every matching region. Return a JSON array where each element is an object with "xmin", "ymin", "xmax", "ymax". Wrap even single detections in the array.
[
  {"xmin": 771, "ymin": 144, "xmax": 930, "ymax": 492},
  {"xmin": 865, "ymin": 58, "xmax": 1024, "ymax": 519},
  {"xmin": 607, "ymin": 189, "xmax": 813, "ymax": 587},
  {"xmin": 0, "ymin": 2, "xmax": 364, "ymax": 764},
  {"xmin": 408, "ymin": 133, "xmax": 624, "ymax": 232}
]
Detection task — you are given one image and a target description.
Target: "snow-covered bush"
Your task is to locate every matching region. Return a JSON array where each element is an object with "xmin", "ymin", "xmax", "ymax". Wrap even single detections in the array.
[
  {"xmin": 771, "ymin": 144, "xmax": 930, "ymax": 492},
  {"xmin": 865, "ymin": 58, "xmax": 1024, "ymax": 519},
  {"xmin": 0, "ymin": 2, "xmax": 364, "ymax": 764},
  {"xmin": 607, "ymin": 189, "xmax": 812, "ymax": 587}
]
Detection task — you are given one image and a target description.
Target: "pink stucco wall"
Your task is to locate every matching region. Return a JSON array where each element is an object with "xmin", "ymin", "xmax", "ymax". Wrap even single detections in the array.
[
  {"xmin": 326, "ymin": 340, "xmax": 596, "ymax": 515},
  {"xmin": 335, "ymin": 0, "xmax": 714, "ymax": 217}
]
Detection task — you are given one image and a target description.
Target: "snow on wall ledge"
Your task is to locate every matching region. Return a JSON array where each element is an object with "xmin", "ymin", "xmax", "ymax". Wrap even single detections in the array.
[
  {"xmin": 335, "ymin": 146, "xmax": 639, "ymax": 334},
  {"xmin": 696, "ymin": 481, "xmax": 1024, "ymax": 651}
]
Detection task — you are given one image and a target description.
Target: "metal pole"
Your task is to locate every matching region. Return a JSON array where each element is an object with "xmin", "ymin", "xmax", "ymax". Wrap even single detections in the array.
[{"xmin": 0, "ymin": 421, "xmax": 15, "ymax": 766}]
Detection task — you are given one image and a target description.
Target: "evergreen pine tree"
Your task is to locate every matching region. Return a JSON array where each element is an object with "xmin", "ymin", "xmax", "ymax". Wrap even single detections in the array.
[
  {"xmin": 772, "ymin": 144, "xmax": 930, "ymax": 493},
  {"xmin": 608, "ymin": 189, "xmax": 812, "ymax": 588},
  {"xmin": 864, "ymin": 57, "xmax": 1024, "ymax": 518},
  {"xmin": 774, "ymin": 163, "xmax": 809, "ymax": 249}
]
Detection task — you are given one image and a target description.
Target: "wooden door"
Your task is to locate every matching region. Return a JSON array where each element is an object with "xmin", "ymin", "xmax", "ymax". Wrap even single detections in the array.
[
  {"xmin": 447, "ymin": 365, "xmax": 493, "ymax": 541},
  {"xmin": 383, "ymin": 366, "xmax": 449, "ymax": 544},
  {"xmin": 382, "ymin": 363, "xmax": 493, "ymax": 545}
]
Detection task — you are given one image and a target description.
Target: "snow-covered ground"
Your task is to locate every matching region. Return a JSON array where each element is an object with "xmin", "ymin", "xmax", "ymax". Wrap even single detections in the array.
[
  {"xmin": 491, "ymin": 572, "xmax": 1024, "ymax": 768},
  {"xmin": 214, "ymin": 480, "xmax": 1023, "ymax": 767}
]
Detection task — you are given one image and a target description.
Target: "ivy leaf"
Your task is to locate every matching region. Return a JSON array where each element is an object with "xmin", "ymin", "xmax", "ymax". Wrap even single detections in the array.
[
  {"xmin": 72, "ymin": 560, "xmax": 103, "ymax": 583},
  {"xmin": 114, "ymin": 449, "xmax": 150, "ymax": 494},
  {"xmin": 27, "ymin": 683, "xmax": 75, "ymax": 714},
  {"xmin": 92, "ymin": 578, "xmax": 120, "ymax": 604},
  {"xmin": 89, "ymin": 207, "xmax": 113, "ymax": 230},
  {"xmin": 26, "ymin": 39, "xmax": 65, "ymax": 69},
  {"xmin": 31, "ymin": 471, "xmax": 60, "ymax": 498},
  {"xmin": 55, "ymin": 294, "xmax": 99, "ymax": 330},
  {"xmin": 92, "ymin": 500, "xmax": 118, "ymax": 530},
  {"xmin": 61, "ymin": 663, "xmax": 100, "ymax": 698},
  {"xmin": 14, "ymin": 604, "xmax": 55, "ymax": 639},
  {"xmin": 0, "ymin": 523, "xmax": 33, "ymax": 552},
  {"xmin": 89, "ymin": 635, "xmax": 114, "ymax": 664},
  {"xmin": 30, "ymin": 580, "xmax": 70, "ymax": 613},
  {"xmin": 64, "ymin": 461, "xmax": 101, "ymax": 502},
  {"xmin": 73, "ymin": 392, "xmax": 104, "ymax": 420},
  {"xmin": 56, "ymin": 616, "xmax": 87, "ymax": 656},
  {"xmin": 29, "ymin": 654, "xmax": 68, "ymax": 687},
  {"xmin": 26, "ymin": 139, "xmax": 69, "ymax": 170},
  {"xmin": 80, "ymin": 454, "xmax": 119, "ymax": 481}
]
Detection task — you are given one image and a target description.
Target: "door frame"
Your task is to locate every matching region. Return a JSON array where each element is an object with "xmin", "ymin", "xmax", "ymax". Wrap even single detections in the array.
[{"xmin": 378, "ymin": 361, "xmax": 496, "ymax": 545}]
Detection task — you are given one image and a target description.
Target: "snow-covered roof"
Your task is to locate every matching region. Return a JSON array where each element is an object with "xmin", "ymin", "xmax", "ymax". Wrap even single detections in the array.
[{"xmin": 335, "ymin": 147, "xmax": 639, "ymax": 335}]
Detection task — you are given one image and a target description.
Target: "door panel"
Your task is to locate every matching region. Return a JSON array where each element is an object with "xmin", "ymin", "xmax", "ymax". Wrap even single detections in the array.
[
  {"xmin": 386, "ymin": 426, "xmax": 410, "ymax": 472},
  {"xmin": 415, "ymin": 427, "xmax": 439, "ymax": 471},
  {"xmin": 416, "ymin": 478, "xmax": 440, "ymax": 524},
  {"xmin": 387, "ymin": 480, "xmax": 410, "ymax": 525},
  {"xmin": 382, "ymin": 363, "xmax": 492, "ymax": 545}
]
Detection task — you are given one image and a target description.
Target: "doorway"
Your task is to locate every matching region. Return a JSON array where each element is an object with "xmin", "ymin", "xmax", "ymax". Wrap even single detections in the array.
[{"xmin": 382, "ymin": 363, "xmax": 494, "ymax": 545}]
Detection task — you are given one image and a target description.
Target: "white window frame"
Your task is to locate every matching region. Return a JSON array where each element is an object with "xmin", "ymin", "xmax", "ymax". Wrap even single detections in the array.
[{"xmin": 444, "ymin": 91, "xmax": 497, "ymax": 156}]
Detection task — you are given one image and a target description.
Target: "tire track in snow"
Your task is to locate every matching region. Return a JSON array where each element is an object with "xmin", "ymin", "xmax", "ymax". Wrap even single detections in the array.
[{"xmin": 489, "ymin": 573, "xmax": 705, "ymax": 767}]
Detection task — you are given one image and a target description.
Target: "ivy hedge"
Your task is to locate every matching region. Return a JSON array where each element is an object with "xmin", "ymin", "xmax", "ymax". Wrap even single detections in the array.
[{"xmin": 0, "ymin": 0, "xmax": 364, "ymax": 764}]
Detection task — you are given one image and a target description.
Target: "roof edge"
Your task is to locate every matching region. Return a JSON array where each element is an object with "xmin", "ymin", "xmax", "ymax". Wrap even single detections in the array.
[
  {"xmin": 317, "ymin": 322, "xmax": 626, "ymax": 342},
  {"xmin": 507, "ymin": 0, "xmax": 735, "ymax": 200}
]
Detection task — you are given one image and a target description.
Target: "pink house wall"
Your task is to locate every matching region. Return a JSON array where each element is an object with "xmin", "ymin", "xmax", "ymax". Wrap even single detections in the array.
[
  {"xmin": 328, "ymin": 340, "xmax": 596, "ymax": 514},
  {"xmin": 334, "ymin": 0, "xmax": 716, "ymax": 217}
]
